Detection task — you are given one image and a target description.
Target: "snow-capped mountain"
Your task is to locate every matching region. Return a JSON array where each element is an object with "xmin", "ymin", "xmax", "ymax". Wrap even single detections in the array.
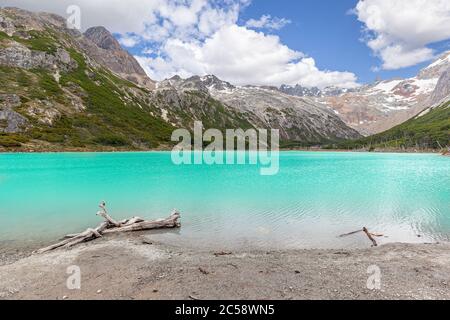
[
  {"xmin": 280, "ymin": 51, "xmax": 450, "ymax": 135},
  {"xmin": 156, "ymin": 51, "xmax": 450, "ymax": 139},
  {"xmin": 279, "ymin": 85, "xmax": 323, "ymax": 97},
  {"xmin": 157, "ymin": 75, "xmax": 361, "ymax": 142},
  {"xmin": 279, "ymin": 84, "xmax": 357, "ymax": 98},
  {"xmin": 418, "ymin": 51, "xmax": 450, "ymax": 80},
  {"xmin": 157, "ymin": 74, "xmax": 235, "ymax": 93}
]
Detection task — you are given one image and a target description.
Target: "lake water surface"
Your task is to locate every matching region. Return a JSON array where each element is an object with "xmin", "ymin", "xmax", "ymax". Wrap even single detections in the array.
[{"xmin": 1, "ymin": 152, "xmax": 449, "ymax": 249}]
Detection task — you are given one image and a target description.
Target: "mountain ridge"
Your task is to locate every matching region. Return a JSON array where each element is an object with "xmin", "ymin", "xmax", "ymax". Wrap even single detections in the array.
[
  {"xmin": 0, "ymin": 7, "xmax": 360, "ymax": 151},
  {"xmin": 340, "ymin": 100, "xmax": 449, "ymax": 150},
  {"xmin": 158, "ymin": 49, "xmax": 449, "ymax": 139},
  {"xmin": 278, "ymin": 51, "xmax": 450, "ymax": 136},
  {"xmin": 157, "ymin": 75, "xmax": 361, "ymax": 143},
  {"xmin": 339, "ymin": 70, "xmax": 450, "ymax": 150},
  {"xmin": 81, "ymin": 26, "xmax": 155, "ymax": 90}
]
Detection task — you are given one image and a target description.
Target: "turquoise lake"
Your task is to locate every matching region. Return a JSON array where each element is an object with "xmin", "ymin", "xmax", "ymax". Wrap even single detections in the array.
[{"xmin": 0, "ymin": 152, "xmax": 449, "ymax": 249}]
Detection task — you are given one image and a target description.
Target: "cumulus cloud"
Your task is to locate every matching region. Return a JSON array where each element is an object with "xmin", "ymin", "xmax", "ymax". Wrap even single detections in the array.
[
  {"xmin": 1, "ymin": 0, "xmax": 160, "ymax": 33},
  {"xmin": 354, "ymin": 0, "xmax": 450, "ymax": 70},
  {"xmin": 118, "ymin": 34, "xmax": 141, "ymax": 48},
  {"xmin": 136, "ymin": 25, "xmax": 358, "ymax": 88},
  {"xmin": 5, "ymin": 0, "xmax": 359, "ymax": 88},
  {"xmin": 245, "ymin": 15, "xmax": 291, "ymax": 31},
  {"xmin": 2, "ymin": 0, "xmax": 244, "ymax": 39}
]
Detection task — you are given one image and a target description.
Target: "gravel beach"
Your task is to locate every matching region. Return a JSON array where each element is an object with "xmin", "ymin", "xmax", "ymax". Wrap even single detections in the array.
[{"xmin": 0, "ymin": 233, "xmax": 449, "ymax": 300}]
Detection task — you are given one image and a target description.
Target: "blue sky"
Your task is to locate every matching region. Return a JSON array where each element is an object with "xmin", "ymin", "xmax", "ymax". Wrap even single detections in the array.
[
  {"xmin": 122, "ymin": 0, "xmax": 450, "ymax": 87},
  {"xmin": 236, "ymin": 0, "xmax": 450, "ymax": 84},
  {"xmin": 7, "ymin": 0, "xmax": 450, "ymax": 87},
  {"xmin": 239, "ymin": 0, "xmax": 393, "ymax": 84}
]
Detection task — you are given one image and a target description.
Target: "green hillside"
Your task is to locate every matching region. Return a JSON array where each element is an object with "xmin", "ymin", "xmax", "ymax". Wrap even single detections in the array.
[
  {"xmin": 0, "ymin": 28, "xmax": 253, "ymax": 151},
  {"xmin": 0, "ymin": 55, "xmax": 173, "ymax": 150},
  {"xmin": 340, "ymin": 101, "xmax": 450, "ymax": 150}
]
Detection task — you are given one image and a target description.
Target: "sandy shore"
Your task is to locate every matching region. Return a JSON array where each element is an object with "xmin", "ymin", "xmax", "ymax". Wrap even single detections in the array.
[{"xmin": 0, "ymin": 233, "xmax": 449, "ymax": 300}]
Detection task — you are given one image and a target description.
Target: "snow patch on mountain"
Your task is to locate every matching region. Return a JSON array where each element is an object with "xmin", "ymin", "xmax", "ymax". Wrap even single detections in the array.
[
  {"xmin": 425, "ymin": 52, "xmax": 450, "ymax": 70},
  {"xmin": 278, "ymin": 50, "xmax": 450, "ymax": 135},
  {"xmin": 369, "ymin": 80, "xmax": 403, "ymax": 94}
]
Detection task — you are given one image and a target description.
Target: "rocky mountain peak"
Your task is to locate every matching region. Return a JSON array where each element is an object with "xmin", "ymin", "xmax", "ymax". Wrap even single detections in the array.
[
  {"xmin": 0, "ymin": 7, "xmax": 69, "ymax": 35},
  {"xmin": 279, "ymin": 84, "xmax": 358, "ymax": 98},
  {"xmin": 277, "ymin": 51, "xmax": 450, "ymax": 135},
  {"xmin": 80, "ymin": 26, "xmax": 155, "ymax": 89},
  {"xmin": 418, "ymin": 50, "xmax": 450, "ymax": 80},
  {"xmin": 0, "ymin": 8, "xmax": 155, "ymax": 90},
  {"xmin": 199, "ymin": 75, "xmax": 235, "ymax": 91},
  {"xmin": 155, "ymin": 73, "xmax": 361, "ymax": 142},
  {"xmin": 429, "ymin": 67, "xmax": 450, "ymax": 106},
  {"xmin": 158, "ymin": 74, "xmax": 235, "ymax": 92},
  {"xmin": 280, "ymin": 84, "xmax": 322, "ymax": 97},
  {"xmin": 169, "ymin": 75, "xmax": 182, "ymax": 81},
  {"xmin": 84, "ymin": 26, "xmax": 122, "ymax": 51}
]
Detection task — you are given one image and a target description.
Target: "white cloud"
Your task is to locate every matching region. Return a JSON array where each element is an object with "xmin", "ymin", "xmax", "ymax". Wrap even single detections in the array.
[
  {"xmin": 1, "ymin": 0, "xmax": 240, "ymax": 36},
  {"xmin": 245, "ymin": 15, "xmax": 291, "ymax": 30},
  {"xmin": 355, "ymin": 0, "xmax": 450, "ymax": 70},
  {"xmin": 6, "ymin": 0, "xmax": 359, "ymax": 88},
  {"xmin": 118, "ymin": 34, "xmax": 140, "ymax": 48},
  {"xmin": 198, "ymin": 4, "xmax": 241, "ymax": 35},
  {"xmin": 136, "ymin": 25, "xmax": 358, "ymax": 88},
  {"xmin": 378, "ymin": 45, "xmax": 434, "ymax": 70},
  {"xmin": 1, "ymin": 0, "xmax": 160, "ymax": 33}
]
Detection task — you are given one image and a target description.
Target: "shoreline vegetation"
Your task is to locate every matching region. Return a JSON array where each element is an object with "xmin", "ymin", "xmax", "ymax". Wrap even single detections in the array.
[
  {"xmin": 1, "ymin": 99, "xmax": 447, "ymax": 154},
  {"xmin": 0, "ymin": 146, "xmax": 446, "ymax": 154}
]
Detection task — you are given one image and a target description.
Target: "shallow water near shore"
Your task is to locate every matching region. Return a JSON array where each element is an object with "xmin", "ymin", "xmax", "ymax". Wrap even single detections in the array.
[{"xmin": 0, "ymin": 151, "xmax": 449, "ymax": 250}]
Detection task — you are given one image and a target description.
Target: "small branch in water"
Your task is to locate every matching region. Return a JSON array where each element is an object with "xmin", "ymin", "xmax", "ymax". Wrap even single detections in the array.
[
  {"xmin": 339, "ymin": 227, "xmax": 383, "ymax": 247},
  {"xmin": 338, "ymin": 230, "xmax": 363, "ymax": 238},
  {"xmin": 363, "ymin": 227, "xmax": 378, "ymax": 247}
]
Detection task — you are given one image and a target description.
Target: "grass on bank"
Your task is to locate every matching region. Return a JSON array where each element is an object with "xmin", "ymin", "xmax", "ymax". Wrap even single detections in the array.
[
  {"xmin": 0, "ymin": 45, "xmax": 175, "ymax": 149},
  {"xmin": 336, "ymin": 101, "xmax": 450, "ymax": 151}
]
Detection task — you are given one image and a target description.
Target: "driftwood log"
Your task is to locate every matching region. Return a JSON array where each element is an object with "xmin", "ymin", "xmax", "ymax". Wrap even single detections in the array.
[
  {"xmin": 339, "ymin": 227, "xmax": 383, "ymax": 247},
  {"xmin": 34, "ymin": 202, "xmax": 181, "ymax": 254}
]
